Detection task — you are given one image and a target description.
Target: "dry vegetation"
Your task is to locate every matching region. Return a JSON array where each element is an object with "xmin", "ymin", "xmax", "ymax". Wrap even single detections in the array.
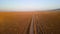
[
  {"xmin": 0, "ymin": 12, "xmax": 33, "ymax": 34},
  {"xmin": 35, "ymin": 11, "xmax": 60, "ymax": 34},
  {"xmin": 0, "ymin": 11, "xmax": 60, "ymax": 34}
]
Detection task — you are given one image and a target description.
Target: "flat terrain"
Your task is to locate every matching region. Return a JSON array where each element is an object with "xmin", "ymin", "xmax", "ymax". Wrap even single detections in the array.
[
  {"xmin": 35, "ymin": 11, "xmax": 60, "ymax": 34},
  {"xmin": 0, "ymin": 12, "xmax": 33, "ymax": 34},
  {"xmin": 0, "ymin": 11, "xmax": 60, "ymax": 34}
]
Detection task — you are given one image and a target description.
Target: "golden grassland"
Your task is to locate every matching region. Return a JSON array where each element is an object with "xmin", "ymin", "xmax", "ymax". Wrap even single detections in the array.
[
  {"xmin": 36, "ymin": 11, "xmax": 60, "ymax": 34},
  {"xmin": 0, "ymin": 12, "xmax": 33, "ymax": 34},
  {"xmin": 0, "ymin": 10, "xmax": 60, "ymax": 34}
]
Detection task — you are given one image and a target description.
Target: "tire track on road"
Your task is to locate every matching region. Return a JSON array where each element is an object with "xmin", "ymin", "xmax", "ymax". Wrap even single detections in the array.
[
  {"xmin": 35, "ymin": 15, "xmax": 43, "ymax": 34},
  {"xmin": 23, "ymin": 16, "xmax": 34, "ymax": 34},
  {"xmin": 29, "ymin": 15, "xmax": 34, "ymax": 34}
]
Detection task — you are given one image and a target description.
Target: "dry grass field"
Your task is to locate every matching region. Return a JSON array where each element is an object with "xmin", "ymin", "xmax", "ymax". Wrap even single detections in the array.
[
  {"xmin": 35, "ymin": 11, "xmax": 60, "ymax": 34},
  {"xmin": 0, "ymin": 12, "xmax": 33, "ymax": 34},
  {"xmin": 0, "ymin": 11, "xmax": 60, "ymax": 34}
]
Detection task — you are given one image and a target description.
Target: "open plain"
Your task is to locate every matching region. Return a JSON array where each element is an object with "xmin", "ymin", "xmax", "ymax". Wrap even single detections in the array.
[{"xmin": 0, "ymin": 10, "xmax": 60, "ymax": 34}]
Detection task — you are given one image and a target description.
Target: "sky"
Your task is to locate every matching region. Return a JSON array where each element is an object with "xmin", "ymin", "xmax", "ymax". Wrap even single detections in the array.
[{"xmin": 0, "ymin": 0, "xmax": 60, "ymax": 11}]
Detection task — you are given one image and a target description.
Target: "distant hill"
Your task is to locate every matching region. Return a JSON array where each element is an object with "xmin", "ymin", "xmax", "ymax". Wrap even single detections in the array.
[
  {"xmin": 46, "ymin": 8, "xmax": 60, "ymax": 12},
  {"xmin": 51, "ymin": 8, "xmax": 60, "ymax": 11},
  {"xmin": 54, "ymin": 8, "xmax": 60, "ymax": 10}
]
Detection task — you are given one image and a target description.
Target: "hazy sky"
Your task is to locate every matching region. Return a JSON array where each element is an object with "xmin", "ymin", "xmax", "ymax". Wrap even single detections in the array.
[{"xmin": 0, "ymin": 0, "xmax": 60, "ymax": 11}]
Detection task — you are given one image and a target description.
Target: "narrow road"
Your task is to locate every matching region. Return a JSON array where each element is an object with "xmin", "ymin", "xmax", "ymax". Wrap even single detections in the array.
[
  {"xmin": 29, "ymin": 15, "xmax": 34, "ymax": 34},
  {"xmin": 29, "ymin": 15, "xmax": 43, "ymax": 34}
]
